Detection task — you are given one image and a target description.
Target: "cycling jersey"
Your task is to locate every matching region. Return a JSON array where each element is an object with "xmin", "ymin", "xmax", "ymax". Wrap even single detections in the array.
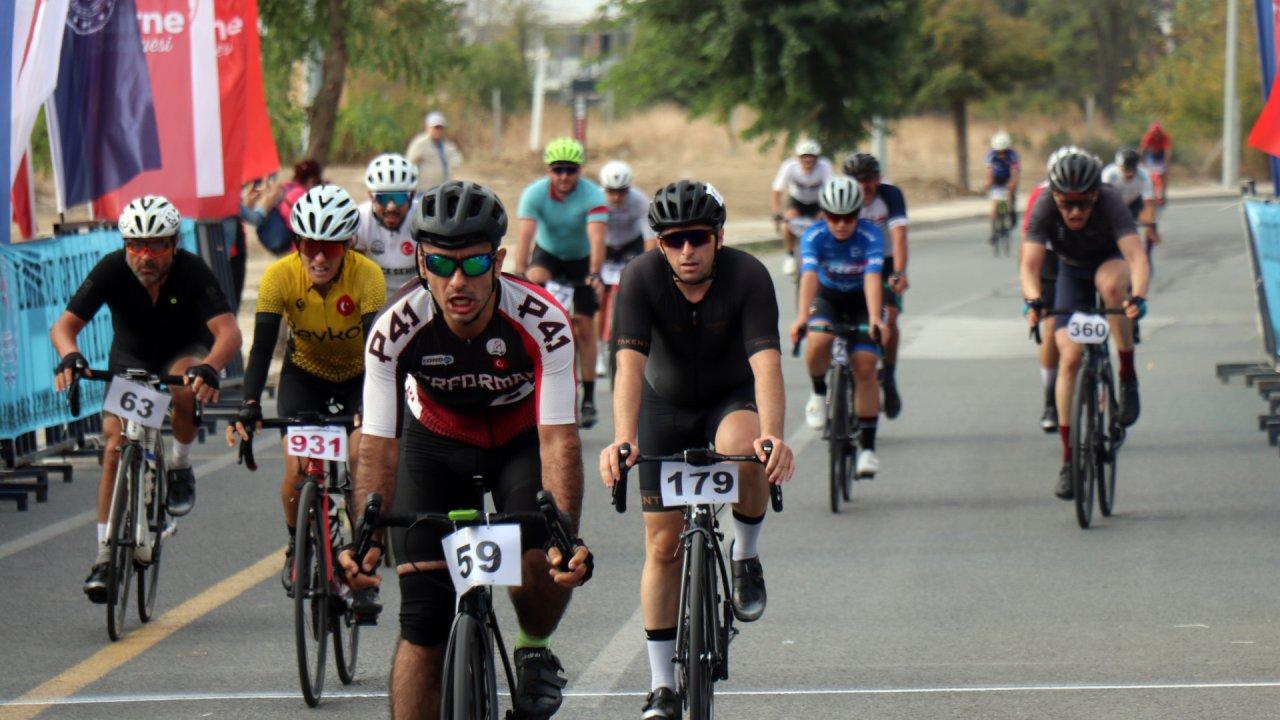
[
  {"xmin": 1100, "ymin": 164, "xmax": 1154, "ymax": 209},
  {"xmin": 355, "ymin": 198, "xmax": 420, "ymax": 301},
  {"xmin": 858, "ymin": 182, "xmax": 907, "ymax": 258},
  {"xmin": 605, "ymin": 187, "xmax": 656, "ymax": 249},
  {"xmin": 1026, "ymin": 185, "xmax": 1136, "ymax": 268},
  {"xmin": 985, "ymin": 149, "xmax": 1021, "ymax": 186},
  {"xmin": 772, "ymin": 157, "xmax": 832, "ymax": 204},
  {"xmin": 800, "ymin": 219, "xmax": 884, "ymax": 294},
  {"xmin": 1023, "ymin": 182, "xmax": 1058, "ymax": 285},
  {"xmin": 517, "ymin": 177, "xmax": 608, "ymax": 261},
  {"xmin": 362, "ymin": 275, "xmax": 578, "ymax": 447},
  {"xmin": 614, "ymin": 248, "xmax": 780, "ymax": 406},
  {"xmin": 66, "ymin": 249, "xmax": 231, "ymax": 374},
  {"xmin": 255, "ymin": 251, "xmax": 386, "ymax": 383}
]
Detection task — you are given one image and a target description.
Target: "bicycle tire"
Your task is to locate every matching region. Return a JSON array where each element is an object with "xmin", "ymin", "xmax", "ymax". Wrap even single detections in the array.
[
  {"xmin": 294, "ymin": 481, "xmax": 328, "ymax": 707},
  {"xmin": 1069, "ymin": 368, "xmax": 1097, "ymax": 529},
  {"xmin": 686, "ymin": 531, "xmax": 715, "ymax": 719},
  {"xmin": 107, "ymin": 444, "xmax": 139, "ymax": 641},
  {"xmin": 828, "ymin": 367, "xmax": 849, "ymax": 513},
  {"xmin": 136, "ymin": 453, "xmax": 165, "ymax": 623},
  {"xmin": 442, "ymin": 612, "xmax": 498, "ymax": 720},
  {"xmin": 1097, "ymin": 369, "xmax": 1119, "ymax": 517},
  {"xmin": 332, "ymin": 497, "xmax": 359, "ymax": 684}
]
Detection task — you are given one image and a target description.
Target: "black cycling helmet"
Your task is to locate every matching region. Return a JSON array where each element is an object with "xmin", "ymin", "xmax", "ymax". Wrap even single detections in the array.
[
  {"xmin": 411, "ymin": 180, "xmax": 508, "ymax": 248},
  {"xmin": 648, "ymin": 180, "xmax": 727, "ymax": 232},
  {"xmin": 843, "ymin": 152, "xmax": 880, "ymax": 179},
  {"xmin": 1048, "ymin": 149, "xmax": 1102, "ymax": 194},
  {"xmin": 1116, "ymin": 148, "xmax": 1141, "ymax": 171}
]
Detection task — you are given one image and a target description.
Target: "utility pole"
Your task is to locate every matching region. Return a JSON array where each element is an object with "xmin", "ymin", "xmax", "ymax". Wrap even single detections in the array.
[
  {"xmin": 1223, "ymin": 0, "xmax": 1240, "ymax": 188},
  {"xmin": 529, "ymin": 37, "xmax": 547, "ymax": 152}
]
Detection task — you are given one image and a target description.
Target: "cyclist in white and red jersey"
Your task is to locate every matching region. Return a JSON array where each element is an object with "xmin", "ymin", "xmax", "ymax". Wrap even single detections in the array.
[
  {"xmin": 355, "ymin": 153, "xmax": 421, "ymax": 304},
  {"xmin": 596, "ymin": 160, "xmax": 656, "ymax": 376},
  {"xmin": 340, "ymin": 181, "xmax": 594, "ymax": 720},
  {"xmin": 771, "ymin": 139, "xmax": 832, "ymax": 276}
]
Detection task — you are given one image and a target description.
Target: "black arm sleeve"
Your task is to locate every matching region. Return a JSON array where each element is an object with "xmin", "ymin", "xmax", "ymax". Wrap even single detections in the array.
[
  {"xmin": 612, "ymin": 256, "xmax": 653, "ymax": 355},
  {"xmin": 740, "ymin": 257, "xmax": 781, "ymax": 357},
  {"xmin": 243, "ymin": 312, "xmax": 283, "ymax": 403}
]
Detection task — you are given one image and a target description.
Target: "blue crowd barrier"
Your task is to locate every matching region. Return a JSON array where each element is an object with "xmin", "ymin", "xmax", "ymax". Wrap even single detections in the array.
[
  {"xmin": 1242, "ymin": 199, "xmax": 1280, "ymax": 362},
  {"xmin": 0, "ymin": 221, "xmax": 198, "ymax": 440}
]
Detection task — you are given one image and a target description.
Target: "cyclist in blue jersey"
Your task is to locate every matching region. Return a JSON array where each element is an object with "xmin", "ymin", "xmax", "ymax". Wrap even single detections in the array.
[
  {"xmin": 790, "ymin": 177, "xmax": 889, "ymax": 478},
  {"xmin": 514, "ymin": 137, "xmax": 609, "ymax": 428},
  {"xmin": 984, "ymin": 131, "xmax": 1021, "ymax": 238}
]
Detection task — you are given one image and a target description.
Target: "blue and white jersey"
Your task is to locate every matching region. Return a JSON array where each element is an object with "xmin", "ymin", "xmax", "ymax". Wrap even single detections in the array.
[
  {"xmin": 800, "ymin": 219, "xmax": 884, "ymax": 294},
  {"xmin": 985, "ymin": 148, "xmax": 1021, "ymax": 186}
]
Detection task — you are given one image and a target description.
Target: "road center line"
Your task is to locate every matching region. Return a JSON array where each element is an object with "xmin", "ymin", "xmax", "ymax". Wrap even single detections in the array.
[{"xmin": 1, "ymin": 548, "xmax": 283, "ymax": 720}]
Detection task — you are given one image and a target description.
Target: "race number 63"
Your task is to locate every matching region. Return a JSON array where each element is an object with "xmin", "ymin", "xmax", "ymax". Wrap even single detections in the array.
[{"xmin": 103, "ymin": 378, "xmax": 170, "ymax": 429}]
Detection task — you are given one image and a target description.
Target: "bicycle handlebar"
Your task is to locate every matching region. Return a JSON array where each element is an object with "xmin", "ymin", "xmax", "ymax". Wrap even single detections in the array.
[
  {"xmin": 1029, "ymin": 306, "xmax": 1129, "ymax": 346},
  {"xmin": 612, "ymin": 441, "xmax": 781, "ymax": 514},
  {"xmin": 237, "ymin": 412, "xmax": 358, "ymax": 472},
  {"xmin": 791, "ymin": 322, "xmax": 876, "ymax": 357},
  {"xmin": 67, "ymin": 367, "xmax": 196, "ymax": 422}
]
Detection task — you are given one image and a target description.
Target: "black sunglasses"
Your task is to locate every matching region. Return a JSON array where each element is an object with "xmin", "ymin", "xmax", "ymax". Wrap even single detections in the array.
[
  {"xmin": 1056, "ymin": 196, "xmax": 1096, "ymax": 212},
  {"xmin": 659, "ymin": 229, "xmax": 716, "ymax": 249},
  {"xmin": 549, "ymin": 165, "xmax": 580, "ymax": 176},
  {"xmin": 422, "ymin": 251, "xmax": 497, "ymax": 278}
]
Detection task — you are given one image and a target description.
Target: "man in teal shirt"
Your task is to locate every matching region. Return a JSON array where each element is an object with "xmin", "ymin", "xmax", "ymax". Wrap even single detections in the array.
[{"xmin": 515, "ymin": 137, "xmax": 608, "ymax": 428}]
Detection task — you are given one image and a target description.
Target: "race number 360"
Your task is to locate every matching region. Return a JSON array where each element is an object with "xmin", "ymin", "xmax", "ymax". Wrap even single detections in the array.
[
  {"xmin": 1067, "ymin": 312, "xmax": 1109, "ymax": 345},
  {"xmin": 659, "ymin": 462, "xmax": 740, "ymax": 506},
  {"xmin": 284, "ymin": 426, "xmax": 347, "ymax": 462}
]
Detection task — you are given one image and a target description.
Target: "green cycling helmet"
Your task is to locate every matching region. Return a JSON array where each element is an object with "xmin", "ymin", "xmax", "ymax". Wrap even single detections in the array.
[{"xmin": 544, "ymin": 137, "xmax": 585, "ymax": 165}]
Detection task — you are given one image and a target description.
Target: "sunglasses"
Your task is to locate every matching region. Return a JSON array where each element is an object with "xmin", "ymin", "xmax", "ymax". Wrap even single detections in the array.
[
  {"xmin": 549, "ymin": 165, "xmax": 580, "ymax": 176},
  {"xmin": 298, "ymin": 239, "xmax": 347, "ymax": 259},
  {"xmin": 124, "ymin": 239, "xmax": 174, "ymax": 257},
  {"xmin": 423, "ymin": 251, "xmax": 497, "ymax": 278},
  {"xmin": 659, "ymin": 229, "xmax": 716, "ymax": 249},
  {"xmin": 1055, "ymin": 195, "xmax": 1096, "ymax": 212},
  {"xmin": 374, "ymin": 191, "xmax": 413, "ymax": 207},
  {"xmin": 825, "ymin": 212, "xmax": 858, "ymax": 224}
]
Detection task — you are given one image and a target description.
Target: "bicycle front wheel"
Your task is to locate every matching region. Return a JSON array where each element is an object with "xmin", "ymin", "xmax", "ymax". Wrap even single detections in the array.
[
  {"xmin": 441, "ymin": 611, "xmax": 499, "ymax": 720},
  {"xmin": 107, "ymin": 444, "xmax": 139, "ymax": 641},
  {"xmin": 1069, "ymin": 369, "xmax": 1097, "ymax": 529},
  {"xmin": 294, "ymin": 481, "xmax": 328, "ymax": 706},
  {"xmin": 828, "ymin": 368, "xmax": 850, "ymax": 514},
  {"xmin": 686, "ymin": 534, "xmax": 716, "ymax": 719},
  {"xmin": 137, "ymin": 456, "xmax": 166, "ymax": 623},
  {"xmin": 1097, "ymin": 370, "xmax": 1119, "ymax": 516}
]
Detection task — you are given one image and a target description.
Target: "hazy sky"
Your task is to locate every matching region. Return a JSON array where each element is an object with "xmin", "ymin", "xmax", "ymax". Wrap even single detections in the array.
[{"xmin": 539, "ymin": 0, "xmax": 607, "ymax": 22}]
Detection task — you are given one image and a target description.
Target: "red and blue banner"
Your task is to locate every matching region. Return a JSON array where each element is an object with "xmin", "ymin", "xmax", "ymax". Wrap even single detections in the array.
[{"xmin": 1, "ymin": 1, "xmax": 13, "ymax": 245}]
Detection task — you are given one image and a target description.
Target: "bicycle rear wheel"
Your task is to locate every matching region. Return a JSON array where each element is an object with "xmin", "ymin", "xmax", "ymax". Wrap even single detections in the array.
[
  {"xmin": 294, "ymin": 481, "xmax": 328, "ymax": 707},
  {"xmin": 686, "ymin": 531, "xmax": 716, "ymax": 719},
  {"xmin": 441, "ymin": 612, "xmax": 498, "ymax": 720},
  {"xmin": 1069, "ymin": 369, "xmax": 1097, "ymax": 529},
  {"xmin": 1097, "ymin": 370, "xmax": 1119, "ymax": 517},
  {"xmin": 137, "ymin": 455, "xmax": 166, "ymax": 623},
  {"xmin": 332, "ymin": 497, "xmax": 359, "ymax": 684},
  {"xmin": 107, "ymin": 444, "xmax": 139, "ymax": 641},
  {"xmin": 828, "ymin": 368, "xmax": 850, "ymax": 514}
]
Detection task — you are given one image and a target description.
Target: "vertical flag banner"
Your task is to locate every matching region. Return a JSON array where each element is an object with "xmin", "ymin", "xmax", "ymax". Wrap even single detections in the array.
[
  {"xmin": 11, "ymin": 0, "xmax": 70, "ymax": 240},
  {"xmin": 1, "ymin": 1, "xmax": 13, "ymax": 245},
  {"xmin": 46, "ymin": 0, "xmax": 162, "ymax": 211},
  {"xmin": 1250, "ymin": 0, "xmax": 1280, "ymax": 191},
  {"xmin": 218, "ymin": 0, "xmax": 279, "ymax": 187}
]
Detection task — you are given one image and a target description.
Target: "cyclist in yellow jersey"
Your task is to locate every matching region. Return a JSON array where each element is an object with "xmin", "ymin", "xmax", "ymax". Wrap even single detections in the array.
[{"xmin": 226, "ymin": 185, "xmax": 385, "ymax": 590}]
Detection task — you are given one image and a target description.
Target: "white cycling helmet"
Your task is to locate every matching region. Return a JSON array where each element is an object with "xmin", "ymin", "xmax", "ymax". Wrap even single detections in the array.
[
  {"xmin": 818, "ymin": 176, "xmax": 864, "ymax": 215},
  {"xmin": 599, "ymin": 160, "xmax": 634, "ymax": 190},
  {"xmin": 991, "ymin": 131, "xmax": 1013, "ymax": 151},
  {"xmin": 290, "ymin": 184, "xmax": 361, "ymax": 241},
  {"xmin": 118, "ymin": 194, "xmax": 181, "ymax": 239},
  {"xmin": 364, "ymin": 153, "xmax": 419, "ymax": 193},
  {"xmin": 795, "ymin": 138, "xmax": 822, "ymax": 157},
  {"xmin": 1046, "ymin": 145, "xmax": 1085, "ymax": 170}
]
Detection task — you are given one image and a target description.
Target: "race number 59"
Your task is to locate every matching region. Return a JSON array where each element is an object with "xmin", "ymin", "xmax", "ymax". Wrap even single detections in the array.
[
  {"xmin": 442, "ymin": 524, "xmax": 523, "ymax": 592},
  {"xmin": 659, "ymin": 462, "xmax": 740, "ymax": 506},
  {"xmin": 284, "ymin": 425, "xmax": 347, "ymax": 462},
  {"xmin": 103, "ymin": 378, "xmax": 170, "ymax": 429}
]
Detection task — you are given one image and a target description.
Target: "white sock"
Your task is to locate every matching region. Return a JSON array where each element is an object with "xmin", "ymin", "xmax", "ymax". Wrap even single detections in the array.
[
  {"xmin": 170, "ymin": 440, "xmax": 193, "ymax": 468},
  {"xmin": 1040, "ymin": 367, "xmax": 1057, "ymax": 391},
  {"xmin": 647, "ymin": 638, "xmax": 677, "ymax": 691},
  {"xmin": 96, "ymin": 522, "xmax": 108, "ymax": 546},
  {"xmin": 731, "ymin": 512, "xmax": 764, "ymax": 560}
]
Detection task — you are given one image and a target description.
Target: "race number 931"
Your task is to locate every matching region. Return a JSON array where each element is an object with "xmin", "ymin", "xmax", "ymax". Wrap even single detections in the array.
[
  {"xmin": 442, "ymin": 524, "xmax": 523, "ymax": 592},
  {"xmin": 284, "ymin": 425, "xmax": 347, "ymax": 461},
  {"xmin": 659, "ymin": 462, "xmax": 740, "ymax": 506},
  {"xmin": 1066, "ymin": 312, "xmax": 1109, "ymax": 345}
]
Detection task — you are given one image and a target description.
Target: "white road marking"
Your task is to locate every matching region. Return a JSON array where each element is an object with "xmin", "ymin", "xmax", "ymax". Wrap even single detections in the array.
[{"xmin": 568, "ymin": 605, "xmax": 645, "ymax": 707}]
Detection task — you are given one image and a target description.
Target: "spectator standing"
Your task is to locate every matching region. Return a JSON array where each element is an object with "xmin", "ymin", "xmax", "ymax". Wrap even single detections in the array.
[{"xmin": 406, "ymin": 111, "xmax": 463, "ymax": 190}]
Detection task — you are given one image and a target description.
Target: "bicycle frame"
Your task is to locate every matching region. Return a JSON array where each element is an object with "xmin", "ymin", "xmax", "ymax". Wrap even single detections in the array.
[
  {"xmin": 105, "ymin": 420, "xmax": 171, "ymax": 562},
  {"xmin": 672, "ymin": 504, "xmax": 734, "ymax": 684}
]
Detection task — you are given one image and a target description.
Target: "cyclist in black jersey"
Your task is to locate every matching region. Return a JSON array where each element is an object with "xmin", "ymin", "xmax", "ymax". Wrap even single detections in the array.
[
  {"xmin": 338, "ymin": 181, "xmax": 593, "ymax": 720},
  {"xmin": 599, "ymin": 180, "xmax": 795, "ymax": 720}
]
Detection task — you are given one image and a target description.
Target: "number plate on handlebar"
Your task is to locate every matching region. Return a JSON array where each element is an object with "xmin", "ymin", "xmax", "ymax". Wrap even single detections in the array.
[
  {"xmin": 1066, "ymin": 312, "xmax": 1110, "ymax": 345},
  {"xmin": 659, "ymin": 462, "xmax": 739, "ymax": 506},
  {"xmin": 285, "ymin": 425, "xmax": 347, "ymax": 461},
  {"xmin": 443, "ymin": 524, "xmax": 522, "ymax": 592},
  {"xmin": 544, "ymin": 280, "xmax": 574, "ymax": 313},
  {"xmin": 103, "ymin": 378, "xmax": 170, "ymax": 428}
]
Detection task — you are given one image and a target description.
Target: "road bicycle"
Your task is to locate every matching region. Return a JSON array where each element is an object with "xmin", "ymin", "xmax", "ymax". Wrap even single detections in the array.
[
  {"xmin": 989, "ymin": 187, "xmax": 1015, "ymax": 257},
  {"xmin": 612, "ymin": 443, "xmax": 782, "ymax": 719}
]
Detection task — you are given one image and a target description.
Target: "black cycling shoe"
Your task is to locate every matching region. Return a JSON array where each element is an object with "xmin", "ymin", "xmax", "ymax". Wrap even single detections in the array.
[
  {"xmin": 730, "ymin": 553, "xmax": 767, "ymax": 623},
  {"xmin": 166, "ymin": 467, "xmax": 195, "ymax": 517},
  {"xmin": 352, "ymin": 587, "xmax": 382, "ymax": 625},
  {"xmin": 641, "ymin": 686, "xmax": 680, "ymax": 719},
  {"xmin": 1055, "ymin": 464, "xmax": 1073, "ymax": 501},
  {"xmin": 1118, "ymin": 378, "xmax": 1140, "ymax": 427},
  {"xmin": 84, "ymin": 562, "xmax": 110, "ymax": 604},
  {"xmin": 882, "ymin": 380, "xmax": 902, "ymax": 420},
  {"xmin": 281, "ymin": 534, "xmax": 296, "ymax": 595},
  {"xmin": 579, "ymin": 401, "xmax": 598, "ymax": 429},
  {"xmin": 512, "ymin": 647, "xmax": 567, "ymax": 719},
  {"xmin": 1040, "ymin": 403, "xmax": 1058, "ymax": 433}
]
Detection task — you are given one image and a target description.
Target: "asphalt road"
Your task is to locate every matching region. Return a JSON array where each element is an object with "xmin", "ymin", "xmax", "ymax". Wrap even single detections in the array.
[{"xmin": 3, "ymin": 196, "xmax": 1277, "ymax": 720}]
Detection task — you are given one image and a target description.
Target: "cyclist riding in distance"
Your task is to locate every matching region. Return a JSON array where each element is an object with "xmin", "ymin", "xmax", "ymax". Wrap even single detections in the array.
[
  {"xmin": 51, "ymin": 195, "xmax": 241, "ymax": 602},
  {"xmin": 338, "ymin": 180, "xmax": 593, "ymax": 720},
  {"xmin": 772, "ymin": 139, "xmax": 832, "ymax": 276},
  {"xmin": 984, "ymin": 131, "xmax": 1021, "ymax": 229},
  {"xmin": 596, "ymin": 159, "xmax": 657, "ymax": 375},
  {"xmin": 845, "ymin": 152, "xmax": 908, "ymax": 419},
  {"xmin": 514, "ymin": 137, "xmax": 609, "ymax": 429},
  {"xmin": 1101, "ymin": 148, "xmax": 1160, "ymax": 258},
  {"xmin": 598, "ymin": 180, "xmax": 796, "ymax": 720},
  {"xmin": 354, "ymin": 153, "xmax": 421, "ymax": 305},
  {"xmin": 1139, "ymin": 122, "xmax": 1171, "ymax": 204},
  {"xmin": 793, "ymin": 177, "xmax": 890, "ymax": 478},
  {"xmin": 225, "ymin": 184, "xmax": 385, "ymax": 594},
  {"xmin": 1021, "ymin": 149, "xmax": 1149, "ymax": 500}
]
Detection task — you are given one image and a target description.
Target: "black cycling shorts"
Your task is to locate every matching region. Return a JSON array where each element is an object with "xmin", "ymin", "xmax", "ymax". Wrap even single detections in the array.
[
  {"xmin": 638, "ymin": 382, "xmax": 757, "ymax": 512},
  {"xmin": 108, "ymin": 343, "xmax": 208, "ymax": 378},
  {"xmin": 808, "ymin": 287, "xmax": 879, "ymax": 356},
  {"xmin": 529, "ymin": 246, "xmax": 598, "ymax": 315},
  {"xmin": 1053, "ymin": 256, "xmax": 1122, "ymax": 320},
  {"xmin": 605, "ymin": 236, "xmax": 646, "ymax": 264},
  {"xmin": 276, "ymin": 360, "xmax": 362, "ymax": 435},
  {"xmin": 788, "ymin": 198, "xmax": 820, "ymax": 217}
]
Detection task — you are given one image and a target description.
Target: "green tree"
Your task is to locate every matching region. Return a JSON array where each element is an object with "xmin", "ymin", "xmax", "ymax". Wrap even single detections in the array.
[
  {"xmin": 606, "ymin": 0, "xmax": 918, "ymax": 152},
  {"xmin": 259, "ymin": 0, "xmax": 458, "ymax": 164},
  {"xmin": 916, "ymin": 0, "xmax": 1050, "ymax": 190}
]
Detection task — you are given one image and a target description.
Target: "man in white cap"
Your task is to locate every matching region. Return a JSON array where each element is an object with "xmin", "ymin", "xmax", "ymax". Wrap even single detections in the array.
[{"xmin": 406, "ymin": 111, "xmax": 464, "ymax": 191}]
